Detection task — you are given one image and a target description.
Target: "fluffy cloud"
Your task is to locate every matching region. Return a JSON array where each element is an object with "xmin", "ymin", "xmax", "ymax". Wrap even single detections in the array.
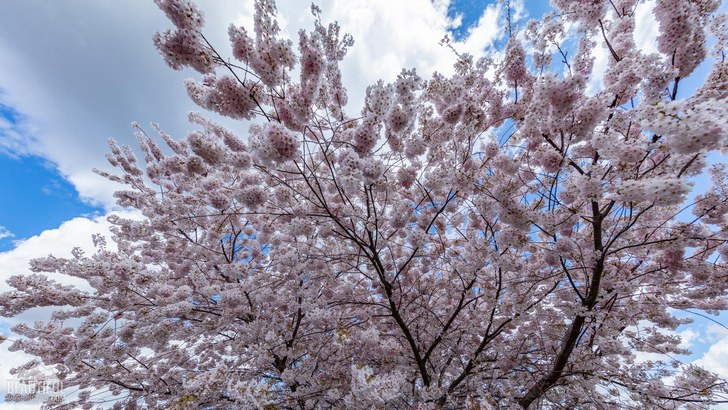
[
  {"xmin": 0, "ymin": 105, "xmax": 41, "ymax": 158},
  {"xmin": 694, "ymin": 325, "xmax": 728, "ymax": 379},
  {"xmin": 0, "ymin": 227, "xmax": 13, "ymax": 240},
  {"xmin": 634, "ymin": 0, "xmax": 659, "ymax": 55},
  {"xmin": 692, "ymin": 325, "xmax": 728, "ymax": 409}
]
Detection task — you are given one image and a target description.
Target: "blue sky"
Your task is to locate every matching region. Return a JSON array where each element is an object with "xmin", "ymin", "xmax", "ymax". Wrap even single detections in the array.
[
  {"xmin": 0, "ymin": 0, "xmax": 726, "ymax": 407},
  {"xmin": 448, "ymin": 0, "xmax": 551, "ymax": 41},
  {"xmin": 448, "ymin": 0, "xmax": 504, "ymax": 40}
]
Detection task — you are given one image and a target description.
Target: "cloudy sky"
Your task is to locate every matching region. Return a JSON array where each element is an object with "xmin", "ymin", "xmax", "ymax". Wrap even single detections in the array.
[{"xmin": 0, "ymin": 0, "xmax": 726, "ymax": 407}]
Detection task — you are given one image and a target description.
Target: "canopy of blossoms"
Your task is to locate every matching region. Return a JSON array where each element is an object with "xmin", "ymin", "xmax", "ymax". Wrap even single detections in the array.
[{"xmin": 1, "ymin": 0, "xmax": 727, "ymax": 408}]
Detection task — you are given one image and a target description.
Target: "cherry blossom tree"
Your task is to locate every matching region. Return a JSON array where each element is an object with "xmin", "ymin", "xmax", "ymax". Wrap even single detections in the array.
[{"xmin": 2, "ymin": 0, "xmax": 728, "ymax": 408}]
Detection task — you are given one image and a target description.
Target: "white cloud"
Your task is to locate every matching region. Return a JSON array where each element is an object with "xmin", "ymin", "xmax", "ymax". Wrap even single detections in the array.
[
  {"xmin": 690, "ymin": 325, "xmax": 728, "ymax": 409},
  {"xmin": 319, "ymin": 0, "xmax": 460, "ymax": 107},
  {"xmin": 459, "ymin": 3, "xmax": 503, "ymax": 57},
  {"xmin": 634, "ymin": 0, "xmax": 659, "ymax": 55},
  {"xmin": 1, "ymin": 216, "xmax": 103, "ymax": 293},
  {"xmin": 510, "ymin": 0, "xmax": 526, "ymax": 23},
  {"xmin": 0, "ymin": 227, "xmax": 13, "ymax": 240},
  {"xmin": 0, "ymin": 98, "xmax": 42, "ymax": 158},
  {"xmin": 693, "ymin": 325, "xmax": 728, "ymax": 379},
  {"xmin": 678, "ymin": 327, "xmax": 699, "ymax": 349},
  {"xmin": 586, "ymin": 28, "xmax": 611, "ymax": 95}
]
